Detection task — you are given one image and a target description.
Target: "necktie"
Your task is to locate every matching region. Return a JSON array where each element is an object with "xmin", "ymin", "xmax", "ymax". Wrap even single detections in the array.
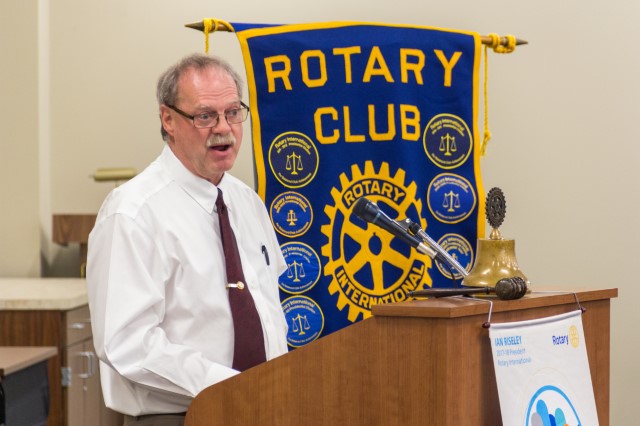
[{"xmin": 216, "ymin": 188, "xmax": 266, "ymax": 371}]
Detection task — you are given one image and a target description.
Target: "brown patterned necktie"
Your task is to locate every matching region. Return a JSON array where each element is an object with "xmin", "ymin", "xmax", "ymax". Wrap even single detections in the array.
[{"xmin": 216, "ymin": 188, "xmax": 266, "ymax": 371}]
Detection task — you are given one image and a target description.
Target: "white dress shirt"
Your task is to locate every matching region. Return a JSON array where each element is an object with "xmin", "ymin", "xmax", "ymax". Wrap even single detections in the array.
[{"xmin": 87, "ymin": 145, "xmax": 288, "ymax": 416}]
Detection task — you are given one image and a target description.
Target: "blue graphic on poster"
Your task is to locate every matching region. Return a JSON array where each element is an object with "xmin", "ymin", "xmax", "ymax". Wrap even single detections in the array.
[{"xmin": 526, "ymin": 385, "xmax": 583, "ymax": 426}]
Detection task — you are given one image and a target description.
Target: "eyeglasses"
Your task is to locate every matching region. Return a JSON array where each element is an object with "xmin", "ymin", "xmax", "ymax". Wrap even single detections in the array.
[{"xmin": 166, "ymin": 101, "xmax": 250, "ymax": 128}]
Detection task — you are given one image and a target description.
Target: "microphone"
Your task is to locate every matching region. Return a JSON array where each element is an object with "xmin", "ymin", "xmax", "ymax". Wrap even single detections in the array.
[
  {"xmin": 352, "ymin": 197, "xmax": 438, "ymax": 259},
  {"xmin": 408, "ymin": 276, "xmax": 528, "ymax": 301}
]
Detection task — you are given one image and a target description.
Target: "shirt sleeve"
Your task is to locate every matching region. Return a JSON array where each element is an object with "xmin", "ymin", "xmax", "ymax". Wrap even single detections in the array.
[{"xmin": 87, "ymin": 212, "xmax": 238, "ymax": 399}]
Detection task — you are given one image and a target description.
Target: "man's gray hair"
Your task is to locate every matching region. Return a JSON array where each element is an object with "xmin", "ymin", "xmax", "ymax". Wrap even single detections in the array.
[{"xmin": 156, "ymin": 53, "xmax": 244, "ymax": 141}]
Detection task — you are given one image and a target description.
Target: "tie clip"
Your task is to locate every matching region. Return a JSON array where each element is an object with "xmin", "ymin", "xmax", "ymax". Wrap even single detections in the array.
[{"xmin": 226, "ymin": 281, "xmax": 245, "ymax": 290}]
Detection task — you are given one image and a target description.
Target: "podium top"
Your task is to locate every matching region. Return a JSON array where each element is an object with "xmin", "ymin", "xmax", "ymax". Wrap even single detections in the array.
[{"xmin": 372, "ymin": 287, "xmax": 618, "ymax": 319}]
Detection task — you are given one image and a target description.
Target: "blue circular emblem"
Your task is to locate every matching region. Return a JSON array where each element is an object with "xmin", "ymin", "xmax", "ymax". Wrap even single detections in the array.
[
  {"xmin": 268, "ymin": 131, "xmax": 319, "ymax": 188},
  {"xmin": 270, "ymin": 191, "xmax": 313, "ymax": 238},
  {"xmin": 423, "ymin": 113, "xmax": 472, "ymax": 169},
  {"xmin": 279, "ymin": 242, "xmax": 321, "ymax": 294},
  {"xmin": 427, "ymin": 173, "xmax": 477, "ymax": 224},
  {"xmin": 282, "ymin": 295, "xmax": 324, "ymax": 347},
  {"xmin": 434, "ymin": 234, "xmax": 474, "ymax": 280}
]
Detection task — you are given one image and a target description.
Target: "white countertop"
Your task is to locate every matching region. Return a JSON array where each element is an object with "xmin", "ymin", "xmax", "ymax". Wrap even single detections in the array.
[{"xmin": 0, "ymin": 278, "xmax": 88, "ymax": 310}]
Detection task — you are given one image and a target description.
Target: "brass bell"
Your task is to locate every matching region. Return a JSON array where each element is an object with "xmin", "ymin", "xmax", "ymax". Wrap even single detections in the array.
[
  {"xmin": 461, "ymin": 228, "xmax": 529, "ymax": 289},
  {"xmin": 461, "ymin": 187, "xmax": 529, "ymax": 289}
]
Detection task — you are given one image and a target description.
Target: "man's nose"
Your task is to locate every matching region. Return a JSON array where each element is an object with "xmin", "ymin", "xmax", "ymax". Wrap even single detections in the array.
[{"xmin": 211, "ymin": 116, "xmax": 232, "ymax": 133}]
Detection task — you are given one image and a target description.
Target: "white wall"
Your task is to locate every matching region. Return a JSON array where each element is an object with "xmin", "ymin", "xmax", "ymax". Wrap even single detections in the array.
[{"xmin": 4, "ymin": 0, "xmax": 638, "ymax": 422}]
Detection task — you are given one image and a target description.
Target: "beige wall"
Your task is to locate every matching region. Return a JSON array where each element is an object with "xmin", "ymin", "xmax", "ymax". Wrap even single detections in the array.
[
  {"xmin": 0, "ymin": 1, "xmax": 40, "ymax": 276},
  {"xmin": 3, "ymin": 0, "xmax": 638, "ymax": 422}
]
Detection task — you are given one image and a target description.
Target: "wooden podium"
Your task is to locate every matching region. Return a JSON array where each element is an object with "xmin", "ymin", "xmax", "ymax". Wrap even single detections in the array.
[{"xmin": 185, "ymin": 288, "xmax": 616, "ymax": 425}]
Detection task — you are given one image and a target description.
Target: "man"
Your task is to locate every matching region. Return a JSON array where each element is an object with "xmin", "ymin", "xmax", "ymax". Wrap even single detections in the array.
[{"xmin": 87, "ymin": 53, "xmax": 288, "ymax": 425}]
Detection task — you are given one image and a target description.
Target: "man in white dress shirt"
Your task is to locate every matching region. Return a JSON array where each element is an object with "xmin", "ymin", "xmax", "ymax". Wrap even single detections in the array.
[{"xmin": 87, "ymin": 53, "xmax": 288, "ymax": 426}]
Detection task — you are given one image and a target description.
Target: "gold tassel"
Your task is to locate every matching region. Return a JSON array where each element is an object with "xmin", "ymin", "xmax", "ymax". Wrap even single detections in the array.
[
  {"xmin": 481, "ymin": 33, "xmax": 517, "ymax": 156},
  {"xmin": 203, "ymin": 18, "xmax": 215, "ymax": 53}
]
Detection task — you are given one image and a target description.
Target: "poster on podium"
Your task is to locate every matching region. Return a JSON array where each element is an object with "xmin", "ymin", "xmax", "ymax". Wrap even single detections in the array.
[{"xmin": 489, "ymin": 309, "xmax": 599, "ymax": 425}]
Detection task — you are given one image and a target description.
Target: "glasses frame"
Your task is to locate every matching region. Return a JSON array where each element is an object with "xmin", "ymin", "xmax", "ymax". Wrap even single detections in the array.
[{"xmin": 165, "ymin": 101, "xmax": 250, "ymax": 128}]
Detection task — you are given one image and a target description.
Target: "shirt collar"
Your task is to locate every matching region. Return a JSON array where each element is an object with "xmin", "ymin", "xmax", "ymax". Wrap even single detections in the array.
[{"xmin": 160, "ymin": 144, "xmax": 226, "ymax": 214}]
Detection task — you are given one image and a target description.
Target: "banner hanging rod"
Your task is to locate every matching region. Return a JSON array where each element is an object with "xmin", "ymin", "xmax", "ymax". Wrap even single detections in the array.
[{"xmin": 185, "ymin": 21, "xmax": 528, "ymax": 47}]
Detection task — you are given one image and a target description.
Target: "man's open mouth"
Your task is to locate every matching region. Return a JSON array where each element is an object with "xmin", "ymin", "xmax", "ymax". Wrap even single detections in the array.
[{"xmin": 209, "ymin": 144, "xmax": 231, "ymax": 151}]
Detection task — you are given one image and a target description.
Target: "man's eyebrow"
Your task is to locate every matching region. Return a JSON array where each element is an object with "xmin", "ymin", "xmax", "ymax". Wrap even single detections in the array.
[{"xmin": 194, "ymin": 101, "xmax": 242, "ymax": 112}]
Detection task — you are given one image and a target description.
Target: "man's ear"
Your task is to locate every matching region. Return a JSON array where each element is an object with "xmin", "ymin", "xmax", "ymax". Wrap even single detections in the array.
[{"xmin": 159, "ymin": 105, "xmax": 175, "ymax": 138}]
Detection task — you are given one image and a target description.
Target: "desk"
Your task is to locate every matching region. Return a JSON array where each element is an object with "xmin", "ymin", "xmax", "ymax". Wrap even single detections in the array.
[{"xmin": 0, "ymin": 346, "xmax": 57, "ymax": 426}]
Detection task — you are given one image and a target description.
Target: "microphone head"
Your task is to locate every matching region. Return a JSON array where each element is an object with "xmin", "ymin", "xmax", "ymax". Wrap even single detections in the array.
[
  {"xmin": 352, "ymin": 197, "xmax": 379, "ymax": 223},
  {"xmin": 495, "ymin": 277, "xmax": 528, "ymax": 300}
]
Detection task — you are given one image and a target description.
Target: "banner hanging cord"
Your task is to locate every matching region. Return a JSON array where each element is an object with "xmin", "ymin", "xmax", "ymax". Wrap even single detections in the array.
[
  {"xmin": 203, "ymin": 19, "xmax": 215, "ymax": 53},
  {"xmin": 201, "ymin": 18, "xmax": 234, "ymax": 53},
  {"xmin": 481, "ymin": 33, "xmax": 517, "ymax": 156}
]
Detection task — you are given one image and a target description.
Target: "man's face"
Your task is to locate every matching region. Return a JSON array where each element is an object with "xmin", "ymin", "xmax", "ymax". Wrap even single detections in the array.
[{"xmin": 160, "ymin": 66, "xmax": 244, "ymax": 185}]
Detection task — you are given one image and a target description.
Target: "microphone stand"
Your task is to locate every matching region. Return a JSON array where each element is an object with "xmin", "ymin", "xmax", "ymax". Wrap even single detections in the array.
[
  {"xmin": 398, "ymin": 219, "xmax": 469, "ymax": 278},
  {"xmin": 351, "ymin": 198, "xmax": 527, "ymax": 301}
]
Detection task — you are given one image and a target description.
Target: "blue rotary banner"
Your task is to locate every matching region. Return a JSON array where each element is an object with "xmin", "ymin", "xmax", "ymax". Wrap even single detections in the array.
[{"xmin": 232, "ymin": 21, "xmax": 484, "ymax": 347}]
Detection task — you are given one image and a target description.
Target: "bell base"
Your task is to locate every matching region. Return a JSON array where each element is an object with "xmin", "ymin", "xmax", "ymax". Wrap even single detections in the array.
[{"xmin": 460, "ymin": 238, "xmax": 530, "ymax": 290}]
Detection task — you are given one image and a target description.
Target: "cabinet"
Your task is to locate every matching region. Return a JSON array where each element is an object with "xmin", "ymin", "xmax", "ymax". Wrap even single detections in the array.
[
  {"xmin": 62, "ymin": 305, "xmax": 122, "ymax": 426},
  {"xmin": 66, "ymin": 337, "xmax": 99, "ymax": 425},
  {"xmin": 0, "ymin": 346, "xmax": 57, "ymax": 426},
  {"xmin": 0, "ymin": 278, "xmax": 122, "ymax": 426},
  {"xmin": 64, "ymin": 305, "xmax": 105, "ymax": 426}
]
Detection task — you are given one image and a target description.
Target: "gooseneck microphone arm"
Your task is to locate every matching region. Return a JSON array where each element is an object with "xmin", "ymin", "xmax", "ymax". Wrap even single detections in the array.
[
  {"xmin": 401, "ymin": 219, "xmax": 469, "ymax": 278},
  {"xmin": 352, "ymin": 198, "xmax": 438, "ymax": 259}
]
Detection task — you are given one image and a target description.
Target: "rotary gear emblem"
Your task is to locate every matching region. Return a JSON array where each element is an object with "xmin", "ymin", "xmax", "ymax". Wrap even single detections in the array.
[
  {"xmin": 485, "ymin": 187, "xmax": 506, "ymax": 229},
  {"xmin": 321, "ymin": 161, "xmax": 433, "ymax": 322}
]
